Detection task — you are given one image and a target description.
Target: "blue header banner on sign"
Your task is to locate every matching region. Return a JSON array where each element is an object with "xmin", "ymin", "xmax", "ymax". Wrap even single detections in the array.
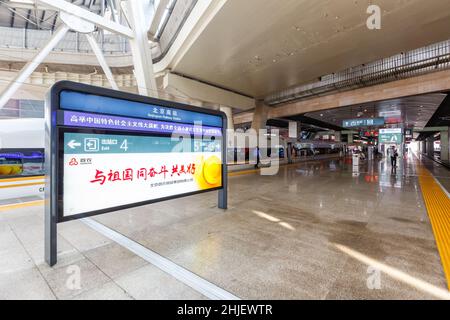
[
  {"xmin": 342, "ymin": 117, "xmax": 385, "ymax": 128},
  {"xmin": 62, "ymin": 111, "xmax": 222, "ymax": 136},
  {"xmin": 59, "ymin": 90, "xmax": 223, "ymax": 128}
]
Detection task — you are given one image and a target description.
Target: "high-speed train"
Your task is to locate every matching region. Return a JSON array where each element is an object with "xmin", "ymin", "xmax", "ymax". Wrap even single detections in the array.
[
  {"xmin": 0, "ymin": 118, "xmax": 45, "ymax": 201},
  {"xmin": 227, "ymin": 139, "xmax": 344, "ymax": 164}
]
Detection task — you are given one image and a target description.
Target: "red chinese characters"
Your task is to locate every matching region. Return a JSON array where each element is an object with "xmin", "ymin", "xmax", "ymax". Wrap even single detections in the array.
[
  {"xmin": 137, "ymin": 168, "xmax": 147, "ymax": 180},
  {"xmin": 123, "ymin": 168, "xmax": 133, "ymax": 181},
  {"xmin": 90, "ymin": 163, "xmax": 196, "ymax": 185},
  {"xmin": 187, "ymin": 163, "xmax": 196, "ymax": 175},
  {"xmin": 171, "ymin": 165, "xmax": 179, "ymax": 177},
  {"xmin": 159, "ymin": 165, "xmax": 168, "ymax": 179},
  {"xmin": 90, "ymin": 169, "xmax": 106, "ymax": 185},
  {"xmin": 107, "ymin": 170, "xmax": 121, "ymax": 182},
  {"xmin": 148, "ymin": 167, "xmax": 157, "ymax": 178}
]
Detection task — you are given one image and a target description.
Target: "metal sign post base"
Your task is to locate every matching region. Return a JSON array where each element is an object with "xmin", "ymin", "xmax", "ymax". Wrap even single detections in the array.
[
  {"xmin": 218, "ymin": 188, "xmax": 227, "ymax": 209},
  {"xmin": 45, "ymin": 207, "xmax": 57, "ymax": 266}
]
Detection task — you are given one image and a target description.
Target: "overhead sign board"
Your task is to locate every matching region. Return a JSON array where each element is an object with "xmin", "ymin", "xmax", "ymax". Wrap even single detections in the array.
[
  {"xmin": 405, "ymin": 128, "xmax": 413, "ymax": 139},
  {"xmin": 378, "ymin": 128, "xmax": 403, "ymax": 144},
  {"xmin": 343, "ymin": 118, "xmax": 385, "ymax": 128},
  {"xmin": 45, "ymin": 81, "xmax": 227, "ymax": 266}
]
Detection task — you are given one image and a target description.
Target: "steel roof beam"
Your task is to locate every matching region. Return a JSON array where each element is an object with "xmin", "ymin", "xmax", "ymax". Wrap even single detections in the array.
[
  {"xmin": 0, "ymin": 24, "xmax": 70, "ymax": 109},
  {"xmin": 36, "ymin": 0, "xmax": 133, "ymax": 38},
  {"xmin": 85, "ymin": 33, "xmax": 119, "ymax": 90}
]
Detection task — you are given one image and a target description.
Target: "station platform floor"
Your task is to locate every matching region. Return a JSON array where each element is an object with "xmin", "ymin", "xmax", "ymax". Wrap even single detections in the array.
[{"xmin": 1, "ymin": 154, "xmax": 449, "ymax": 300}]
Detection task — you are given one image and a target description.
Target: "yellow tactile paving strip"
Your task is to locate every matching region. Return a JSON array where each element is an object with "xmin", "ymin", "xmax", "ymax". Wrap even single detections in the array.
[{"xmin": 417, "ymin": 166, "xmax": 450, "ymax": 290}]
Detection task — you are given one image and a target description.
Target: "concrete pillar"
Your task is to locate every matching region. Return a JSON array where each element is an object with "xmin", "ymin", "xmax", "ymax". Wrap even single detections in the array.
[
  {"xmin": 251, "ymin": 100, "xmax": 269, "ymax": 131},
  {"xmin": 219, "ymin": 106, "xmax": 234, "ymax": 131},
  {"xmin": 335, "ymin": 131, "xmax": 341, "ymax": 142},
  {"xmin": 440, "ymin": 129, "xmax": 449, "ymax": 161},
  {"xmin": 426, "ymin": 137, "xmax": 434, "ymax": 158},
  {"xmin": 288, "ymin": 121, "xmax": 297, "ymax": 139},
  {"xmin": 348, "ymin": 133, "xmax": 354, "ymax": 144}
]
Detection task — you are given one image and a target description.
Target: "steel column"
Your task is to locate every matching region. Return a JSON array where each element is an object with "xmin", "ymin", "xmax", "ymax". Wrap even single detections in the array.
[
  {"xmin": 85, "ymin": 33, "xmax": 119, "ymax": 90},
  {"xmin": 126, "ymin": 0, "xmax": 158, "ymax": 97}
]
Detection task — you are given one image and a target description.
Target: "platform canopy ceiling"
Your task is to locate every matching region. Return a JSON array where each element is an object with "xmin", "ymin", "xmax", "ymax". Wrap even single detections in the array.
[
  {"xmin": 304, "ymin": 93, "xmax": 447, "ymax": 131},
  {"xmin": 171, "ymin": 0, "xmax": 450, "ymax": 98}
]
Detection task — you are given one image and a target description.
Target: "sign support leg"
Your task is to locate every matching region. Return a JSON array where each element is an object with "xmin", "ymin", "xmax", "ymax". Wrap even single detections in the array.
[
  {"xmin": 45, "ymin": 86, "xmax": 59, "ymax": 267},
  {"xmin": 218, "ymin": 189, "xmax": 227, "ymax": 209},
  {"xmin": 218, "ymin": 114, "xmax": 228, "ymax": 210},
  {"xmin": 45, "ymin": 203, "xmax": 57, "ymax": 266},
  {"xmin": 219, "ymin": 164, "xmax": 228, "ymax": 209}
]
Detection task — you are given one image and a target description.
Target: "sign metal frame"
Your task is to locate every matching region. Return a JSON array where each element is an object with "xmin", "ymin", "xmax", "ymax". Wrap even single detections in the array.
[{"xmin": 45, "ymin": 81, "xmax": 228, "ymax": 266}]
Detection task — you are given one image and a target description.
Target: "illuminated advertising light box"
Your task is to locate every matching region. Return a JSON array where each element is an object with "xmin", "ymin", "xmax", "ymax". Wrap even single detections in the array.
[
  {"xmin": 45, "ymin": 82, "xmax": 227, "ymax": 266},
  {"xmin": 63, "ymin": 132, "xmax": 222, "ymax": 217}
]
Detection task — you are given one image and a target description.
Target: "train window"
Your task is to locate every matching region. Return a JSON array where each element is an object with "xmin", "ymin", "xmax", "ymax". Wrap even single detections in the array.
[{"xmin": 0, "ymin": 149, "xmax": 45, "ymax": 178}]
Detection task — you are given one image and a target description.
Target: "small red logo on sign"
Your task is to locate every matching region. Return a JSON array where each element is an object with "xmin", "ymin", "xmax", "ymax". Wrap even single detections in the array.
[{"xmin": 69, "ymin": 158, "xmax": 79, "ymax": 166}]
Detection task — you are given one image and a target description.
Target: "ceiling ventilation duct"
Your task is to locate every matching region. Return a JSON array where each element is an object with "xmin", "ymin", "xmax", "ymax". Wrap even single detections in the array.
[{"xmin": 265, "ymin": 39, "xmax": 450, "ymax": 106}]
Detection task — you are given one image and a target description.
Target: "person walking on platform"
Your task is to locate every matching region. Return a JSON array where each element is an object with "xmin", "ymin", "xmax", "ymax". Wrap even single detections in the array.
[{"xmin": 389, "ymin": 146, "xmax": 398, "ymax": 173}]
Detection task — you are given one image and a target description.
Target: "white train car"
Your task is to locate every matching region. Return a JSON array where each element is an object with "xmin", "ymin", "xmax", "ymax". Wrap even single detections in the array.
[{"xmin": 0, "ymin": 118, "xmax": 45, "ymax": 201}]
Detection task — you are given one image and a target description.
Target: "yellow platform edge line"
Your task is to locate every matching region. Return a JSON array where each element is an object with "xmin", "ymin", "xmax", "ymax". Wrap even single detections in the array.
[
  {"xmin": 0, "ymin": 200, "xmax": 44, "ymax": 212},
  {"xmin": 0, "ymin": 182, "xmax": 45, "ymax": 189},
  {"xmin": 417, "ymin": 166, "xmax": 450, "ymax": 291},
  {"xmin": 0, "ymin": 175, "xmax": 45, "ymax": 183}
]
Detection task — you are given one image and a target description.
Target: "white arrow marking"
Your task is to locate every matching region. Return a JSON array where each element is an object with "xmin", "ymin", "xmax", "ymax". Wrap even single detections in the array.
[{"xmin": 67, "ymin": 140, "xmax": 81, "ymax": 149}]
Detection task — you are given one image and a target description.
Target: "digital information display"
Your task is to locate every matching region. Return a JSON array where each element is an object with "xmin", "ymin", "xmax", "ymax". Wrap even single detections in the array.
[{"xmin": 45, "ymin": 81, "xmax": 227, "ymax": 266}]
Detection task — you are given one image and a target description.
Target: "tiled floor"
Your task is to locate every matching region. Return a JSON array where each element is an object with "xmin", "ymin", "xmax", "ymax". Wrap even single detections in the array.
[
  {"xmin": 0, "ymin": 195, "xmax": 44, "ymax": 206},
  {"xmin": 0, "ymin": 154, "xmax": 448, "ymax": 299}
]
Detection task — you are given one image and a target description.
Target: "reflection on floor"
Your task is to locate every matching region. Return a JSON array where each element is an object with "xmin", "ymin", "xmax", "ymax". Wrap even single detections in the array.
[{"xmin": 0, "ymin": 154, "xmax": 449, "ymax": 299}]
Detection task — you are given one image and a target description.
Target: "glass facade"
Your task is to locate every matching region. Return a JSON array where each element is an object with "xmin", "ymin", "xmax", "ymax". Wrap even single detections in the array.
[{"xmin": 0, "ymin": 99, "xmax": 44, "ymax": 119}]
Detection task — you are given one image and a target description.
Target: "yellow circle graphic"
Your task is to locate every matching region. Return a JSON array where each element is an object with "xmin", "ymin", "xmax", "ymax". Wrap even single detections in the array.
[
  {"xmin": 194, "ymin": 155, "xmax": 222, "ymax": 189},
  {"xmin": 203, "ymin": 156, "xmax": 221, "ymax": 185}
]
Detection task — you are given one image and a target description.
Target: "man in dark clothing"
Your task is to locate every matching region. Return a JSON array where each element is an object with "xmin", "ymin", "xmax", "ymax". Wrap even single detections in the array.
[{"xmin": 390, "ymin": 146, "xmax": 398, "ymax": 173}]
